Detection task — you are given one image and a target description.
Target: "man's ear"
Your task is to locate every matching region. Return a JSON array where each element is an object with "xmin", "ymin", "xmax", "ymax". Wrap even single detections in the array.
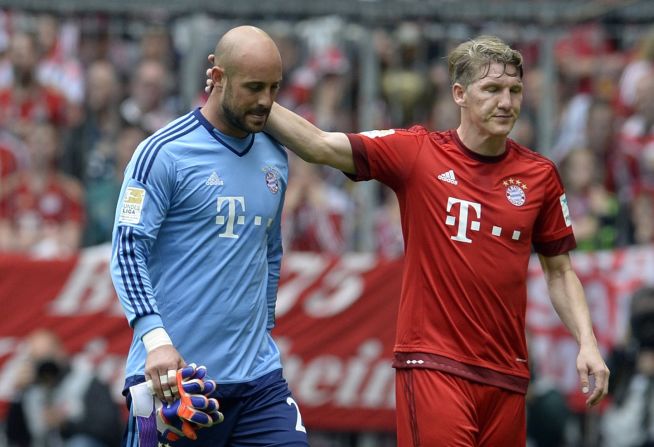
[
  {"xmin": 211, "ymin": 66, "xmax": 225, "ymax": 89},
  {"xmin": 452, "ymin": 83, "xmax": 466, "ymax": 108}
]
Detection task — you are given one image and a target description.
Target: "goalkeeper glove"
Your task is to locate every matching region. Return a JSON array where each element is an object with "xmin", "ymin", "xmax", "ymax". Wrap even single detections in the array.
[{"xmin": 156, "ymin": 364, "xmax": 223, "ymax": 442}]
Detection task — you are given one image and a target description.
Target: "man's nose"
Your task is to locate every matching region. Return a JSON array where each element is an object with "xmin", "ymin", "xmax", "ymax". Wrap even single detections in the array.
[
  {"xmin": 258, "ymin": 89, "xmax": 275, "ymax": 108},
  {"xmin": 498, "ymin": 89, "xmax": 512, "ymax": 109}
]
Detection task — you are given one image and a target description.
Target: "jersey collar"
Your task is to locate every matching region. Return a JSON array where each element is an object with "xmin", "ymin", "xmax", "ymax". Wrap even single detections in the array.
[
  {"xmin": 450, "ymin": 129, "xmax": 510, "ymax": 164},
  {"xmin": 193, "ymin": 108, "xmax": 255, "ymax": 157}
]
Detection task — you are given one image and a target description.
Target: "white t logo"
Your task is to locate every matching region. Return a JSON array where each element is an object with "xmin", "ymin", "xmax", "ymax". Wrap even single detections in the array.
[
  {"xmin": 216, "ymin": 196, "xmax": 245, "ymax": 238},
  {"xmin": 445, "ymin": 197, "xmax": 482, "ymax": 243}
]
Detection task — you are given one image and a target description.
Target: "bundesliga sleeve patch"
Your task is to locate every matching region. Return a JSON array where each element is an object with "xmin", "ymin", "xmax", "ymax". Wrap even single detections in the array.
[
  {"xmin": 119, "ymin": 187, "xmax": 146, "ymax": 224},
  {"xmin": 358, "ymin": 129, "xmax": 395, "ymax": 138},
  {"xmin": 559, "ymin": 193, "xmax": 572, "ymax": 227}
]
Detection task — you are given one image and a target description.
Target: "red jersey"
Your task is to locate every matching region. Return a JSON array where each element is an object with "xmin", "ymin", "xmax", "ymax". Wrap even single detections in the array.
[
  {"xmin": 0, "ymin": 145, "xmax": 17, "ymax": 179},
  {"xmin": 616, "ymin": 115, "xmax": 654, "ymax": 197},
  {"xmin": 347, "ymin": 127, "xmax": 576, "ymax": 394},
  {"xmin": 0, "ymin": 172, "xmax": 84, "ymax": 227},
  {"xmin": 0, "ymin": 85, "xmax": 67, "ymax": 128}
]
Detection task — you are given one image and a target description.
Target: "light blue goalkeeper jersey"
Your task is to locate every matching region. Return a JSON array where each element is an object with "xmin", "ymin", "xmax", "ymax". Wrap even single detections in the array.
[{"xmin": 110, "ymin": 108, "xmax": 286, "ymax": 384}]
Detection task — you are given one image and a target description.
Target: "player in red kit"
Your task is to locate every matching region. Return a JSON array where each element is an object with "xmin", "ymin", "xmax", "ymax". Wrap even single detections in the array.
[{"xmin": 205, "ymin": 34, "xmax": 610, "ymax": 446}]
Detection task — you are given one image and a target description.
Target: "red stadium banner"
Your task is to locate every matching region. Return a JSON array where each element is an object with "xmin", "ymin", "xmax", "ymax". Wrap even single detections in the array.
[{"xmin": 0, "ymin": 245, "xmax": 653, "ymax": 429}]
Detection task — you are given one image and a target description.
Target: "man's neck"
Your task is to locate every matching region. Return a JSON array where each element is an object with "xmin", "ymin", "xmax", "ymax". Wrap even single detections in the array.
[
  {"xmin": 200, "ymin": 94, "xmax": 247, "ymax": 138},
  {"xmin": 455, "ymin": 125, "xmax": 507, "ymax": 157}
]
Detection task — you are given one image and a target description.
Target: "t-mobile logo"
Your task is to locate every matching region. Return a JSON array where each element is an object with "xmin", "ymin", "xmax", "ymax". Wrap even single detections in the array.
[
  {"xmin": 216, "ymin": 196, "xmax": 245, "ymax": 238},
  {"xmin": 445, "ymin": 197, "xmax": 481, "ymax": 243}
]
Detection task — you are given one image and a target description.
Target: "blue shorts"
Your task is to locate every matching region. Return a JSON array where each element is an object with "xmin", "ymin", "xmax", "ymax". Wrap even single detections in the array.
[{"xmin": 122, "ymin": 369, "xmax": 308, "ymax": 447}]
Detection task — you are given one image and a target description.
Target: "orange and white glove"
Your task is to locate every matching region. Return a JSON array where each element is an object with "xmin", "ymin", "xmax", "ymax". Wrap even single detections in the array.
[{"xmin": 154, "ymin": 364, "xmax": 223, "ymax": 442}]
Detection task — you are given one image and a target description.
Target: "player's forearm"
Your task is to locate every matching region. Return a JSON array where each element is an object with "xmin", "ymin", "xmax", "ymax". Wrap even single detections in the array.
[
  {"xmin": 546, "ymin": 268, "xmax": 597, "ymax": 346},
  {"xmin": 110, "ymin": 229, "xmax": 161, "ymax": 328},
  {"xmin": 266, "ymin": 103, "xmax": 355, "ymax": 173},
  {"xmin": 266, "ymin": 102, "xmax": 325, "ymax": 162}
]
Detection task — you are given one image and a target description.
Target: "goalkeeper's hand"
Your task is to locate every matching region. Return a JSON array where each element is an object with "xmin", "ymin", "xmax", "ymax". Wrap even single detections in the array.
[
  {"xmin": 155, "ymin": 364, "xmax": 224, "ymax": 442},
  {"xmin": 205, "ymin": 54, "xmax": 216, "ymax": 94}
]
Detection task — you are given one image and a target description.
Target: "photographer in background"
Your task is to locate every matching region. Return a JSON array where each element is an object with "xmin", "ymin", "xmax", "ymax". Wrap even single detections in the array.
[
  {"xmin": 602, "ymin": 287, "xmax": 654, "ymax": 447},
  {"xmin": 5, "ymin": 329, "xmax": 122, "ymax": 447}
]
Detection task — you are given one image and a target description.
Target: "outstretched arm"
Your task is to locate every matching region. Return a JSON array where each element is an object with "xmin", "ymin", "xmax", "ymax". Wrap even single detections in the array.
[
  {"xmin": 205, "ymin": 53, "xmax": 355, "ymax": 173},
  {"xmin": 538, "ymin": 253, "xmax": 610, "ymax": 407},
  {"xmin": 266, "ymin": 103, "xmax": 355, "ymax": 173}
]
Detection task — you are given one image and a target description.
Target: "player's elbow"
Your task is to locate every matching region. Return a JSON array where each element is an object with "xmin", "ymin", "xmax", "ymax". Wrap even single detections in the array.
[
  {"xmin": 306, "ymin": 148, "xmax": 331, "ymax": 166},
  {"xmin": 312, "ymin": 132, "xmax": 351, "ymax": 169}
]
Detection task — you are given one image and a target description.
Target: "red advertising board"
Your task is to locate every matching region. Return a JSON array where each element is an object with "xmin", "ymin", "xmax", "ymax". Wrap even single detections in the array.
[{"xmin": 1, "ymin": 245, "xmax": 653, "ymax": 429}]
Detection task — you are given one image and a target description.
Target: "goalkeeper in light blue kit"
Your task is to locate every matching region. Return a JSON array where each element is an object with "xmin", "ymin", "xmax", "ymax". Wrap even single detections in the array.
[{"xmin": 110, "ymin": 26, "xmax": 308, "ymax": 446}]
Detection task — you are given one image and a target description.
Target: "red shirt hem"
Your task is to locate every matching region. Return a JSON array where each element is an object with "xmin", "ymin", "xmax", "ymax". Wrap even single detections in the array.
[{"xmin": 393, "ymin": 352, "xmax": 530, "ymax": 394}]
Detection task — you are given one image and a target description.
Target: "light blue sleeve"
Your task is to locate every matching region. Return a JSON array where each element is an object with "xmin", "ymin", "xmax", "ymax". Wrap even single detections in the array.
[
  {"xmin": 266, "ymin": 191, "xmax": 284, "ymax": 331},
  {"xmin": 110, "ymin": 145, "xmax": 177, "ymax": 340}
]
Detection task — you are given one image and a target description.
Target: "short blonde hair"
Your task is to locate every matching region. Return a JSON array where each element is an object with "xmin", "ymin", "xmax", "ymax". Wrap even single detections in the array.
[{"xmin": 448, "ymin": 35, "xmax": 523, "ymax": 88}]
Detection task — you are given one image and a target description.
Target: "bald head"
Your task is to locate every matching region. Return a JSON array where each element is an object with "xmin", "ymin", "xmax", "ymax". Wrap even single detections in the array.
[
  {"xmin": 214, "ymin": 26, "xmax": 282, "ymax": 76},
  {"xmin": 204, "ymin": 26, "xmax": 283, "ymax": 137}
]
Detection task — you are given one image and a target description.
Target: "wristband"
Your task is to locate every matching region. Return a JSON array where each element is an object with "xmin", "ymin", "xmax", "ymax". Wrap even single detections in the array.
[{"xmin": 142, "ymin": 327, "xmax": 173, "ymax": 353}]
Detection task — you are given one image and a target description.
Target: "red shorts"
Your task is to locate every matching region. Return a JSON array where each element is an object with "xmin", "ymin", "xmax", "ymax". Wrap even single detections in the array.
[{"xmin": 395, "ymin": 369, "xmax": 526, "ymax": 447}]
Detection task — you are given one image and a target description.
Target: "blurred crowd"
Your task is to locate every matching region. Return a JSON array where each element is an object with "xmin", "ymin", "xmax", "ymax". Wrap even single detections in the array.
[
  {"xmin": 0, "ymin": 12, "xmax": 652, "ymax": 259},
  {"xmin": 1, "ymin": 8, "xmax": 654, "ymax": 447},
  {"xmin": 5, "ymin": 329, "xmax": 122, "ymax": 447}
]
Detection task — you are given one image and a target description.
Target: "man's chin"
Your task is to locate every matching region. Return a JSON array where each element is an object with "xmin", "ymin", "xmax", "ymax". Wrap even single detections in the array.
[
  {"xmin": 488, "ymin": 123, "xmax": 514, "ymax": 137},
  {"xmin": 246, "ymin": 123, "xmax": 266, "ymax": 134},
  {"xmin": 246, "ymin": 117, "xmax": 268, "ymax": 133}
]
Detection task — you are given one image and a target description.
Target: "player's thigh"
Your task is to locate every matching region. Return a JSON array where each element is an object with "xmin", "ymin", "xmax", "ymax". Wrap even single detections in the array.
[
  {"xmin": 171, "ymin": 398, "xmax": 240, "ymax": 447},
  {"xmin": 477, "ymin": 388, "xmax": 526, "ymax": 447},
  {"xmin": 230, "ymin": 394, "xmax": 308, "ymax": 446},
  {"xmin": 396, "ymin": 369, "xmax": 478, "ymax": 447}
]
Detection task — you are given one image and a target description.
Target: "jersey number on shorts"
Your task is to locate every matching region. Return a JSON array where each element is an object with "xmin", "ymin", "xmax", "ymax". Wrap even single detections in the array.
[{"xmin": 286, "ymin": 397, "xmax": 307, "ymax": 433}]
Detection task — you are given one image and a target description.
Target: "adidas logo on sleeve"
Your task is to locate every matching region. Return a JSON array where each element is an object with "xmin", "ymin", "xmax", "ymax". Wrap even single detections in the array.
[{"xmin": 437, "ymin": 169, "xmax": 458, "ymax": 185}]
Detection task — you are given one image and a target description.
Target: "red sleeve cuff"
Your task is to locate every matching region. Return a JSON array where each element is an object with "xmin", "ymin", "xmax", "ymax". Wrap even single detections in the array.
[
  {"xmin": 533, "ymin": 233, "xmax": 577, "ymax": 256},
  {"xmin": 344, "ymin": 133, "xmax": 370, "ymax": 181}
]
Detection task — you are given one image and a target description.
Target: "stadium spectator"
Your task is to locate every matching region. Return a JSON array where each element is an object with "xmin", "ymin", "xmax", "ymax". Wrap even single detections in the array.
[
  {"xmin": 551, "ymin": 88, "xmax": 619, "ymax": 167},
  {"xmin": 560, "ymin": 148, "xmax": 619, "ymax": 251},
  {"xmin": 60, "ymin": 60, "xmax": 124, "ymax": 246},
  {"xmin": 0, "ymin": 122, "xmax": 84, "ymax": 257},
  {"xmin": 618, "ymin": 28, "xmax": 654, "ymax": 117},
  {"xmin": 586, "ymin": 99, "xmax": 618, "ymax": 187},
  {"xmin": 381, "ymin": 22, "xmax": 431, "ymax": 127},
  {"xmin": 254, "ymin": 34, "xmax": 609, "ymax": 446},
  {"xmin": 514, "ymin": 66, "xmax": 544, "ymax": 151},
  {"xmin": 615, "ymin": 71, "xmax": 654, "ymax": 202},
  {"xmin": 34, "ymin": 14, "xmax": 85, "ymax": 109},
  {"xmin": 0, "ymin": 129, "xmax": 26, "ymax": 180},
  {"xmin": 119, "ymin": 59, "xmax": 177, "ymax": 133},
  {"xmin": 5, "ymin": 329, "xmax": 122, "ymax": 447},
  {"xmin": 526, "ymin": 358, "xmax": 571, "ymax": 447},
  {"xmin": 629, "ymin": 192, "xmax": 654, "ymax": 246},
  {"xmin": 115, "ymin": 124, "xmax": 147, "ymax": 182},
  {"xmin": 554, "ymin": 22, "xmax": 624, "ymax": 100},
  {"xmin": 601, "ymin": 286, "xmax": 654, "ymax": 447},
  {"xmin": 268, "ymin": 29, "xmax": 303, "ymax": 107},
  {"xmin": 0, "ymin": 31, "xmax": 68, "ymax": 139},
  {"xmin": 283, "ymin": 153, "xmax": 353, "ymax": 255},
  {"xmin": 0, "ymin": 139, "xmax": 18, "ymax": 179},
  {"xmin": 308, "ymin": 46, "xmax": 352, "ymax": 132},
  {"xmin": 139, "ymin": 25, "xmax": 177, "ymax": 72}
]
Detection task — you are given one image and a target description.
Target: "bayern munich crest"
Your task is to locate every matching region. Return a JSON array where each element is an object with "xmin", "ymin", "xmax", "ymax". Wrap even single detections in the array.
[
  {"xmin": 262, "ymin": 166, "xmax": 281, "ymax": 194},
  {"xmin": 503, "ymin": 178, "xmax": 527, "ymax": 207}
]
